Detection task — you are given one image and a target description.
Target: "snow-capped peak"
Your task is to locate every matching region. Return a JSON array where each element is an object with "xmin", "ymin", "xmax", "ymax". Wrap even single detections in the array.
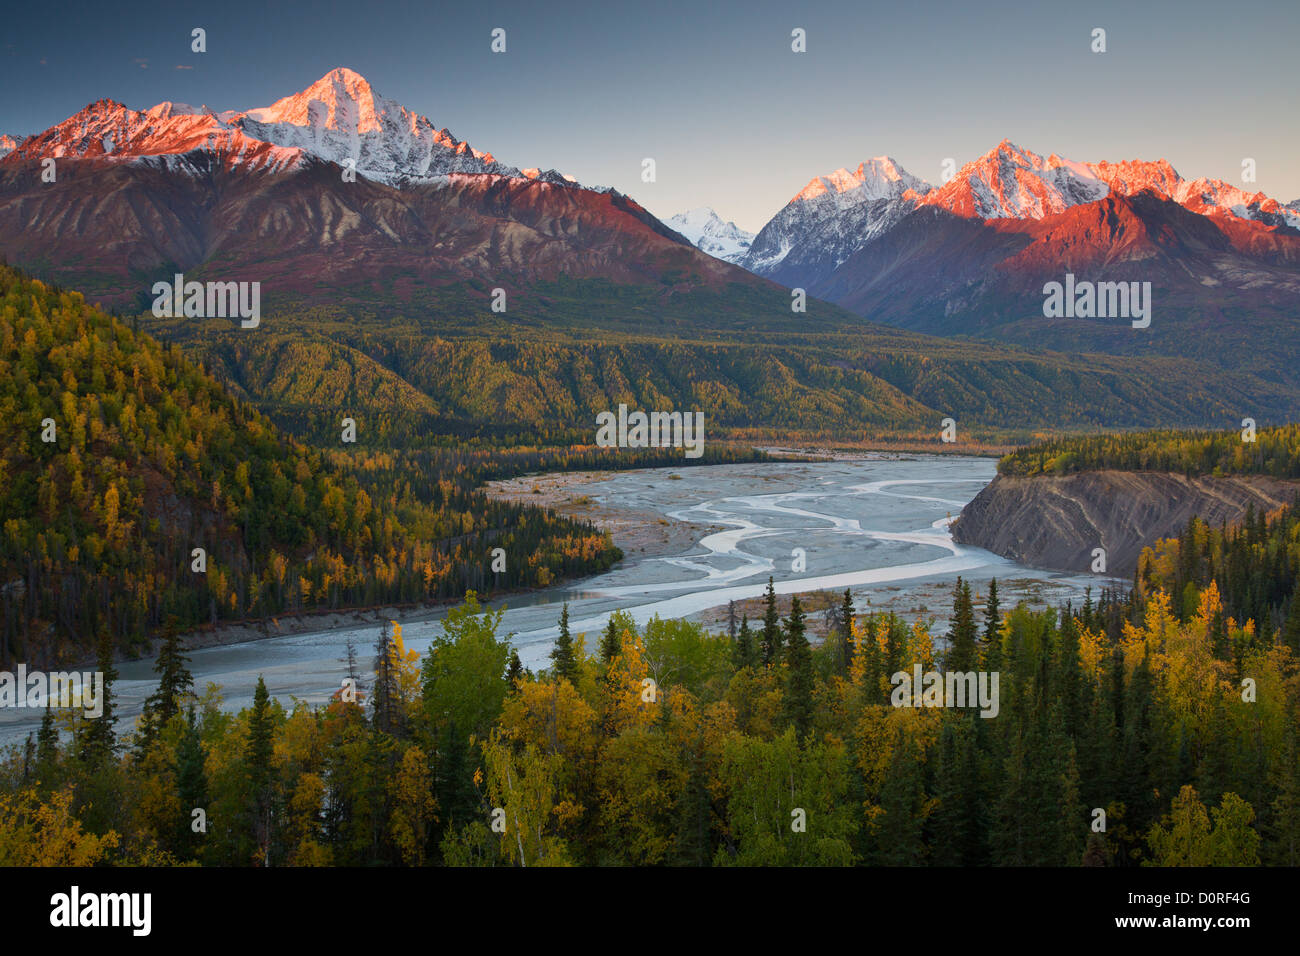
[
  {"xmin": 2, "ymin": 68, "xmax": 580, "ymax": 189},
  {"xmin": 665, "ymin": 207, "xmax": 754, "ymax": 263},
  {"xmin": 917, "ymin": 140, "xmax": 1109, "ymax": 219},
  {"xmin": 3, "ymin": 97, "xmax": 305, "ymax": 172},
  {"xmin": 916, "ymin": 141, "xmax": 1299, "ymax": 228},
  {"xmin": 793, "ymin": 156, "xmax": 931, "ymax": 209},
  {"xmin": 234, "ymin": 67, "xmax": 518, "ymax": 184},
  {"xmin": 242, "ymin": 67, "xmax": 387, "ymax": 133},
  {"xmin": 740, "ymin": 155, "xmax": 931, "ymax": 275}
]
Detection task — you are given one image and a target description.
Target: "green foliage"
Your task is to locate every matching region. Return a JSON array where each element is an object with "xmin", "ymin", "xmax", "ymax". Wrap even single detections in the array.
[
  {"xmin": 3, "ymin": 573, "xmax": 1297, "ymax": 867},
  {"xmin": 1000, "ymin": 424, "xmax": 1300, "ymax": 479},
  {"xmin": 0, "ymin": 266, "xmax": 622, "ymax": 660},
  {"xmin": 550, "ymin": 603, "xmax": 578, "ymax": 683},
  {"xmin": 714, "ymin": 729, "xmax": 855, "ymax": 866}
]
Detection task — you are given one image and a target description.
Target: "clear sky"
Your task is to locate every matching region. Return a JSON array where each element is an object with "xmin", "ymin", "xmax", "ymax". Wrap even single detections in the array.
[{"xmin": 2, "ymin": 0, "xmax": 1296, "ymax": 232}]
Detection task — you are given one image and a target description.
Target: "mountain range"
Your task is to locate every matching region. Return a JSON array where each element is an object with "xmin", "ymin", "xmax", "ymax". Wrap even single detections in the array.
[
  {"xmin": 741, "ymin": 143, "xmax": 1300, "ymax": 386},
  {"xmin": 3, "ymin": 68, "xmax": 1299, "ymax": 437}
]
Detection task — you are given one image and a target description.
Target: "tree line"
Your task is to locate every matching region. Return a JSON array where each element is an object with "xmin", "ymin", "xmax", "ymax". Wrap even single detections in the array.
[
  {"xmin": 3, "ymin": 562, "xmax": 1294, "ymax": 867},
  {"xmin": 999, "ymin": 425, "xmax": 1300, "ymax": 479}
]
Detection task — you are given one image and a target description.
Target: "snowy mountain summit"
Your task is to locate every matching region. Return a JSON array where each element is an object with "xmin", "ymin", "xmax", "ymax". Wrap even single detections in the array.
[
  {"xmin": 665, "ymin": 207, "xmax": 754, "ymax": 263},
  {"xmin": 742, "ymin": 142, "xmax": 1300, "ymax": 283},
  {"xmin": 236, "ymin": 67, "xmax": 572, "ymax": 185},
  {"xmin": 5, "ymin": 67, "xmax": 577, "ymax": 188}
]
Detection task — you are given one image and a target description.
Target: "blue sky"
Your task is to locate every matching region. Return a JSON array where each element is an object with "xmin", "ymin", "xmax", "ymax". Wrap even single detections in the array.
[{"xmin": 3, "ymin": 0, "xmax": 1296, "ymax": 231}]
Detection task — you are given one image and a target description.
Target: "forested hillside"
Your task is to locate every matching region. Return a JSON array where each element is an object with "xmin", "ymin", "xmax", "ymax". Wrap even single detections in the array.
[
  {"xmin": 999, "ymin": 425, "xmax": 1300, "ymax": 478},
  {"xmin": 145, "ymin": 305, "xmax": 1298, "ymax": 445},
  {"xmin": 0, "ymin": 266, "xmax": 625, "ymax": 663}
]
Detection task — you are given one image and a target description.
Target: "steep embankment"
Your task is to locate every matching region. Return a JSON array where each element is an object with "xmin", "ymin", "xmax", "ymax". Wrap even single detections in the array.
[{"xmin": 952, "ymin": 471, "xmax": 1300, "ymax": 574}]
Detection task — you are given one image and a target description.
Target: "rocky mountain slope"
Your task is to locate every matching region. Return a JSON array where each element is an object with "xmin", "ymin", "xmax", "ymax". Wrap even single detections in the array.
[{"xmin": 952, "ymin": 470, "xmax": 1300, "ymax": 574}]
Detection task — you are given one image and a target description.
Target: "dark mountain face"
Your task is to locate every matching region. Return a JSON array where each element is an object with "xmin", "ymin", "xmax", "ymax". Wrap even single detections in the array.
[{"xmin": 0, "ymin": 152, "xmax": 764, "ymax": 317}]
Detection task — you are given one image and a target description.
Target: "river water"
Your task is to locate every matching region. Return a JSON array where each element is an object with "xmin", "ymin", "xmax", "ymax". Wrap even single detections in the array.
[{"xmin": 0, "ymin": 455, "xmax": 1112, "ymax": 746}]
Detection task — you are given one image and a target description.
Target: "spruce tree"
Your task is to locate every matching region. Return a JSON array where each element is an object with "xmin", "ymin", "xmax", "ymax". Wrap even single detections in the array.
[
  {"xmin": 21, "ymin": 733, "xmax": 34, "ymax": 785},
  {"xmin": 246, "ymin": 675, "xmax": 276, "ymax": 864},
  {"xmin": 838, "ymin": 588, "xmax": 856, "ymax": 676},
  {"xmin": 945, "ymin": 578, "xmax": 978, "ymax": 672},
  {"xmin": 761, "ymin": 577, "xmax": 783, "ymax": 667},
  {"xmin": 983, "ymin": 578, "xmax": 1001, "ymax": 667},
  {"xmin": 551, "ymin": 603, "xmax": 578, "ymax": 682},
  {"xmin": 138, "ymin": 628, "xmax": 195, "ymax": 753},
  {"xmin": 36, "ymin": 703, "xmax": 58, "ymax": 778},
  {"xmin": 782, "ymin": 596, "xmax": 814, "ymax": 741},
  {"xmin": 872, "ymin": 729, "xmax": 926, "ymax": 865},
  {"xmin": 931, "ymin": 719, "xmax": 987, "ymax": 865},
  {"xmin": 675, "ymin": 750, "xmax": 712, "ymax": 866},
  {"xmin": 372, "ymin": 620, "xmax": 399, "ymax": 734},
  {"xmin": 345, "ymin": 636, "xmax": 360, "ymax": 685},
  {"xmin": 599, "ymin": 610, "xmax": 628, "ymax": 664},
  {"xmin": 505, "ymin": 649, "xmax": 524, "ymax": 691},
  {"xmin": 859, "ymin": 615, "xmax": 883, "ymax": 704},
  {"xmin": 78, "ymin": 630, "xmax": 117, "ymax": 766},
  {"xmin": 733, "ymin": 614, "xmax": 757, "ymax": 671},
  {"xmin": 175, "ymin": 706, "xmax": 208, "ymax": 858}
]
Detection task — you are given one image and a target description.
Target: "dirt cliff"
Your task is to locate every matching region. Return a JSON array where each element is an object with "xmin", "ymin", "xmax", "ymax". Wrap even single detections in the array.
[{"xmin": 951, "ymin": 471, "xmax": 1300, "ymax": 574}]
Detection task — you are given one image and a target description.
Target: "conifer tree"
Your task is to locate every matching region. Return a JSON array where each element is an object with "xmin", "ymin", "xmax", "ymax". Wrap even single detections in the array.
[
  {"xmin": 675, "ymin": 750, "xmax": 712, "ymax": 866},
  {"xmin": 782, "ymin": 596, "xmax": 814, "ymax": 741},
  {"xmin": 872, "ymin": 729, "xmax": 926, "ymax": 865},
  {"xmin": 761, "ymin": 577, "xmax": 782, "ymax": 667},
  {"xmin": 733, "ymin": 614, "xmax": 757, "ymax": 671},
  {"xmin": 599, "ymin": 610, "xmax": 629, "ymax": 664},
  {"xmin": 931, "ymin": 719, "xmax": 987, "ymax": 866},
  {"xmin": 840, "ymin": 588, "xmax": 856, "ymax": 673},
  {"xmin": 982, "ymin": 578, "xmax": 1001, "ymax": 667},
  {"xmin": 345, "ymin": 636, "xmax": 361, "ymax": 685},
  {"xmin": 1268, "ymin": 732, "xmax": 1300, "ymax": 866},
  {"xmin": 246, "ymin": 675, "xmax": 277, "ymax": 865},
  {"xmin": 945, "ymin": 578, "xmax": 978, "ymax": 672},
  {"xmin": 858, "ymin": 614, "xmax": 883, "ymax": 704},
  {"xmin": 551, "ymin": 603, "xmax": 578, "ymax": 683},
  {"xmin": 505, "ymin": 649, "xmax": 524, "ymax": 691},
  {"xmin": 77, "ymin": 630, "xmax": 117, "ymax": 766},
  {"xmin": 138, "ymin": 628, "xmax": 195, "ymax": 753},
  {"xmin": 372, "ymin": 620, "xmax": 399, "ymax": 734},
  {"xmin": 175, "ymin": 706, "xmax": 208, "ymax": 859},
  {"xmin": 35, "ymin": 703, "xmax": 58, "ymax": 778}
]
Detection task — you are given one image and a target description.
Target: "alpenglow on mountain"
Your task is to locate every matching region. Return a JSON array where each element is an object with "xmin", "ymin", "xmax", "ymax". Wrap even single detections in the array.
[
  {"xmin": 740, "ymin": 139, "xmax": 1300, "ymax": 394},
  {"xmin": 5, "ymin": 67, "xmax": 579, "ymax": 187},
  {"xmin": 0, "ymin": 67, "xmax": 788, "ymax": 318},
  {"xmin": 742, "ymin": 141, "xmax": 1299, "ymax": 287}
]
